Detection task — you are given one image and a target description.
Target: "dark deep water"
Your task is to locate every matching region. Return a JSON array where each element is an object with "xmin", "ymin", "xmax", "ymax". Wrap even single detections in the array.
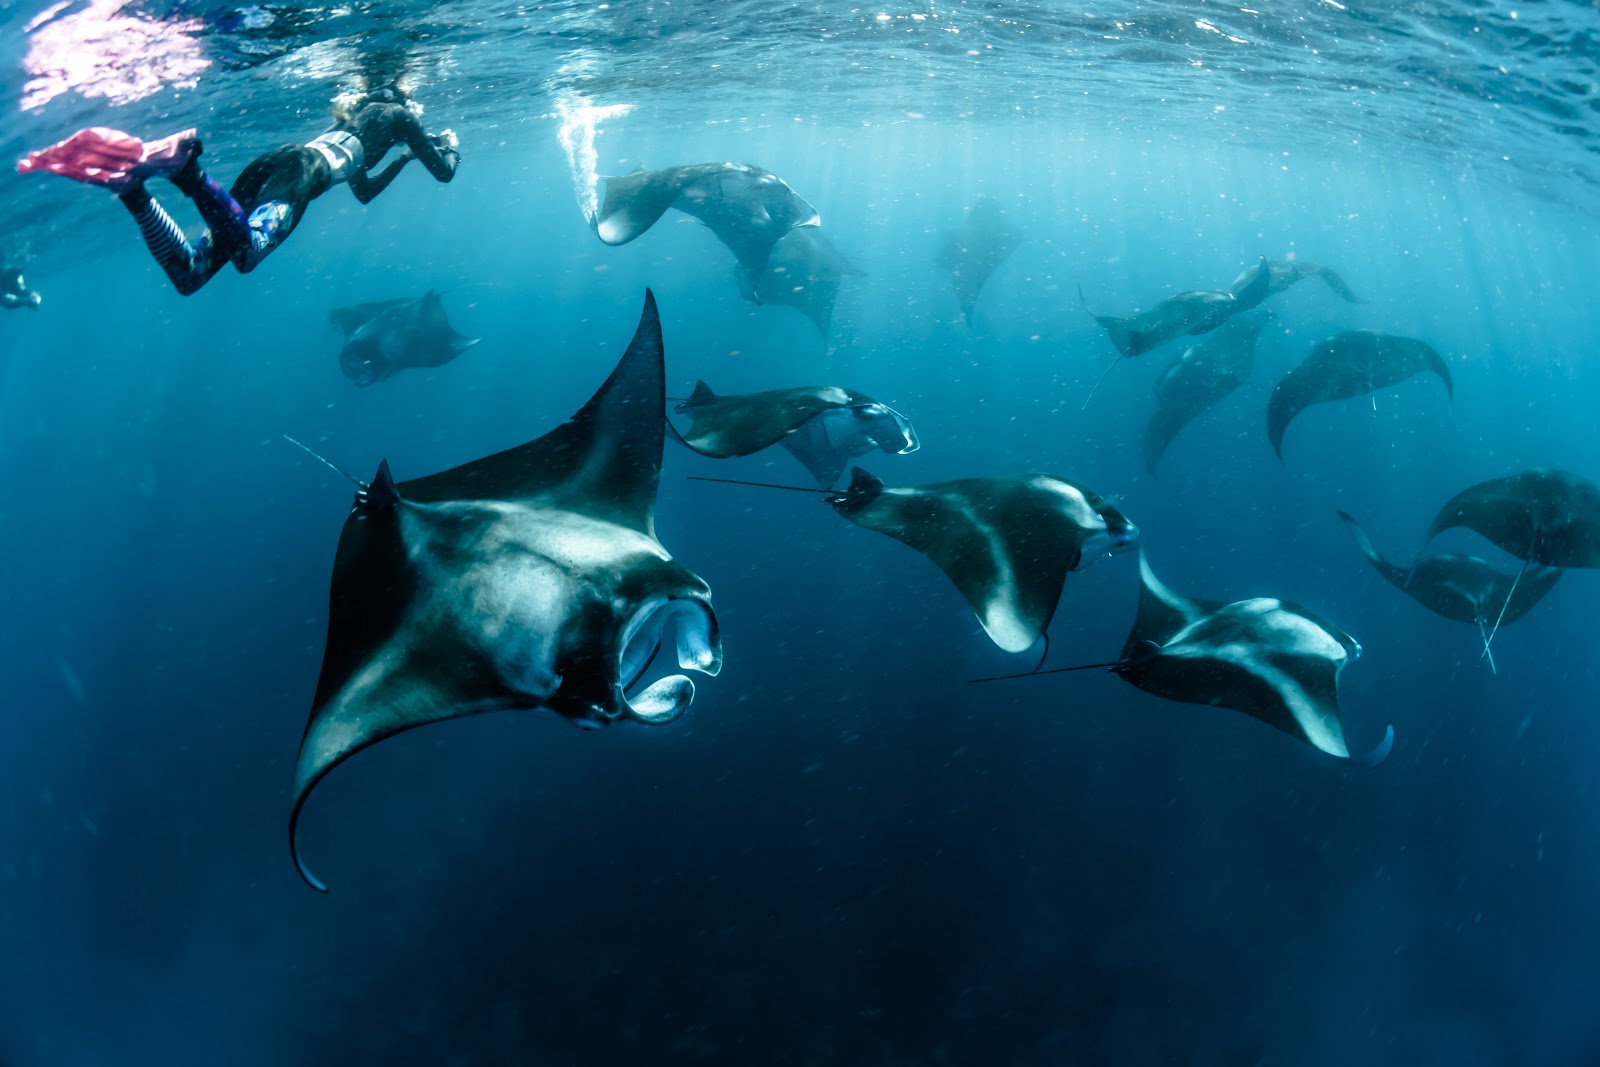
[{"xmin": 4, "ymin": 3, "xmax": 1600, "ymax": 1065}]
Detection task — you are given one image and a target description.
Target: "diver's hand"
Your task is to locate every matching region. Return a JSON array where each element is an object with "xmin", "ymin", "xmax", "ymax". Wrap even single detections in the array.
[{"xmin": 431, "ymin": 131, "xmax": 461, "ymax": 174}]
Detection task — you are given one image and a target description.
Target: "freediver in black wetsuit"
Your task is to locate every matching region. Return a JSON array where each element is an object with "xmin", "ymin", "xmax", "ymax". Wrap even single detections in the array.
[
  {"xmin": 1, "ymin": 261, "xmax": 41, "ymax": 310},
  {"xmin": 16, "ymin": 90, "xmax": 460, "ymax": 295}
]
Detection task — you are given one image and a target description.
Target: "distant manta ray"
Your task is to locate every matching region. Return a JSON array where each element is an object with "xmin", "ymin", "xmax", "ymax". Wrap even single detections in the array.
[
  {"xmin": 1228, "ymin": 258, "xmax": 1362, "ymax": 313},
  {"xmin": 937, "ymin": 196, "xmax": 1021, "ymax": 325},
  {"xmin": 330, "ymin": 291, "xmax": 478, "ymax": 386},
  {"xmin": 669, "ymin": 381, "xmax": 919, "ymax": 488},
  {"xmin": 1266, "ymin": 330, "xmax": 1452, "ymax": 460},
  {"xmin": 1078, "ymin": 262, "xmax": 1267, "ymax": 407},
  {"xmin": 289, "ymin": 291, "xmax": 722, "ymax": 892},
  {"xmin": 738, "ymin": 227, "xmax": 864, "ymax": 338},
  {"xmin": 594, "ymin": 162, "xmax": 820, "ymax": 288},
  {"xmin": 974, "ymin": 552, "xmax": 1394, "ymax": 764},
  {"xmin": 1144, "ymin": 311, "xmax": 1272, "ymax": 476},
  {"xmin": 1337, "ymin": 510, "xmax": 1560, "ymax": 672}
]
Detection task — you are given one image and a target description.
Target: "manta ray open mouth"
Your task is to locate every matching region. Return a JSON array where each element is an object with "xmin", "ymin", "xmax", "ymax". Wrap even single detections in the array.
[{"xmin": 615, "ymin": 597, "xmax": 722, "ymax": 724}]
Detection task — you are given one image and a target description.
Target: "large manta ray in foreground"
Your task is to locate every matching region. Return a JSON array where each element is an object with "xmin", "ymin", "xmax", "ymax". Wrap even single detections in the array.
[
  {"xmin": 594, "ymin": 162, "xmax": 820, "ymax": 288},
  {"xmin": 1267, "ymin": 330, "xmax": 1452, "ymax": 460},
  {"xmin": 670, "ymin": 381, "xmax": 919, "ymax": 489},
  {"xmin": 290, "ymin": 291, "xmax": 722, "ymax": 891},
  {"xmin": 1338, "ymin": 511, "xmax": 1559, "ymax": 672},
  {"xmin": 330, "ymin": 291, "xmax": 479, "ymax": 386},
  {"xmin": 976, "ymin": 553, "xmax": 1393, "ymax": 764}
]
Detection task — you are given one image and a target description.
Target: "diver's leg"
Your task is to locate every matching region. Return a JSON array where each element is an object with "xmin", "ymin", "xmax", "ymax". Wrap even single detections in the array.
[
  {"xmin": 117, "ymin": 184, "xmax": 223, "ymax": 296},
  {"xmin": 169, "ymin": 154, "xmax": 254, "ymax": 263}
]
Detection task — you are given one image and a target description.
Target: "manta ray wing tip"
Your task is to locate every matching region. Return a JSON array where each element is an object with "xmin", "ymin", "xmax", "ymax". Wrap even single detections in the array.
[
  {"xmin": 1349, "ymin": 723, "xmax": 1395, "ymax": 768},
  {"xmin": 289, "ymin": 807, "xmax": 331, "ymax": 893}
]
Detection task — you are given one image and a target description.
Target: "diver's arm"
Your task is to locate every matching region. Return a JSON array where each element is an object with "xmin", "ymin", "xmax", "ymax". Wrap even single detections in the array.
[
  {"xmin": 1, "ymin": 292, "xmax": 22, "ymax": 309},
  {"xmin": 396, "ymin": 117, "xmax": 459, "ymax": 183},
  {"xmin": 347, "ymin": 154, "xmax": 411, "ymax": 204}
]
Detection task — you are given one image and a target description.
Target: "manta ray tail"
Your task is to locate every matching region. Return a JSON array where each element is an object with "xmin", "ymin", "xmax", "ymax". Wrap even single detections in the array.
[
  {"xmin": 1314, "ymin": 266, "xmax": 1363, "ymax": 304},
  {"xmin": 1082, "ymin": 355, "xmax": 1122, "ymax": 411},
  {"xmin": 967, "ymin": 641, "xmax": 1156, "ymax": 684},
  {"xmin": 283, "ymin": 435, "xmax": 364, "ymax": 489},
  {"xmin": 1475, "ymin": 618, "xmax": 1499, "ymax": 675},
  {"xmin": 1478, "ymin": 555, "xmax": 1530, "ymax": 671},
  {"xmin": 686, "ymin": 475, "xmax": 833, "ymax": 494}
]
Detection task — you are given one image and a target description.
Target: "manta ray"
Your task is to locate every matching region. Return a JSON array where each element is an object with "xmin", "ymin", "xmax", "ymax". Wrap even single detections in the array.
[
  {"xmin": 1228, "ymin": 258, "xmax": 1361, "ymax": 313},
  {"xmin": 330, "ymin": 291, "xmax": 479, "ymax": 386},
  {"xmin": 289, "ymin": 291, "xmax": 722, "ymax": 891},
  {"xmin": 937, "ymin": 196, "xmax": 1021, "ymax": 325},
  {"xmin": 1077, "ymin": 267, "xmax": 1266, "ymax": 407},
  {"xmin": 1144, "ymin": 311, "xmax": 1272, "ymax": 476},
  {"xmin": 827, "ymin": 468, "xmax": 1139, "ymax": 654},
  {"xmin": 974, "ymin": 553, "xmax": 1393, "ymax": 764},
  {"xmin": 1267, "ymin": 330, "xmax": 1452, "ymax": 460},
  {"xmin": 594, "ymin": 162, "xmax": 820, "ymax": 288},
  {"xmin": 670, "ymin": 381, "xmax": 919, "ymax": 488},
  {"xmin": 1337, "ymin": 511, "xmax": 1560, "ymax": 672},
  {"xmin": 1424, "ymin": 468, "xmax": 1600, "ymax": 569},
  {"xmin": 739, "ymin": 227, "xmax": 864, "ymax": 337},
  {"xmin": 1079, "ymin": 287, "xmax": 1239, "ymax": 361}
]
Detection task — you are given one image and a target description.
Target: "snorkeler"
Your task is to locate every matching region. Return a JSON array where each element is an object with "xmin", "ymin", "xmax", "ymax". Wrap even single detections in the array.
[
  {"xmin": 1, "ymin": 260, "xmax": 40, "ymax": 310},
  {"xmin": 15, "ymin": 90, "xmax": 459, "ymax": 295}
]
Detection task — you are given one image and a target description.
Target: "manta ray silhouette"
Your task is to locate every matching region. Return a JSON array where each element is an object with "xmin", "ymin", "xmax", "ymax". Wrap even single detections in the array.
[
  {"xmin": 686, "ymin": 467, "xmax": 1138, "ymax": 654},
  {"xmin": 1338, "ymin": 510, "xmax": 1560, "ymax": 672},
  {"xmin": 1077, "ymin": 270, "xmax": 1264, "ymax": 408},
  {"xmin": 669, "ymin": 381, "xmax": 919, "ymax": 489},
  {"xmin": 1423, "ymin": 468, "xmax": 1600, "ymax": 569},
  {"xmin": 594, "ymin": 162, "xmax": 820, "ymax": 289},
  {"xmin": 330, "ymin": 290, "xmax": 479, "ymax": 386},
  {"xmin": 290, "ymin": 291, "xmax": 722, "ymax": 892},
  {"xmin": 740, "ymin": 227, "xmax": 864, "ymax": 338},
  {"xmin": 938, "ymin": 196, "xmax": 1021, "ymax": 325},
  {"xmin": 826, "ymin": 468, "xmax": 1139, "ymax": 654},
  {"xmin": 1144, "ymin": 311, "xmax": 1272, "ymax": 476},
  {"xmin": 1228, "ymin": 257, "xmax": 1362, "ymax": 313},
  {"xmin": 1267, "ymin": 330, "xmax": 1452, "ymax": 460},
  {"xmin": 974, "ymin": 553, "xmax": 1393, "ymax": 764}
]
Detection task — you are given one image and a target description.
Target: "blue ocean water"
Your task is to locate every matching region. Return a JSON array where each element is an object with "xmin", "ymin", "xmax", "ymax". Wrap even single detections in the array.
[{"xmin": 4, "ymin": 3, "xmax": 1600, "ymax": 1065}]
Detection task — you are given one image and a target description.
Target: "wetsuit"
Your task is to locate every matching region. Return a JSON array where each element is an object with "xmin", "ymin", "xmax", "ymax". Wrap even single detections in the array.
[
  {"xmin": 2, "ymin": 268, "xmax": 40, "ymax": 309},
  {"xmin": 120, "ymin": 102, "xmax": 459, "ymax": 295}
]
